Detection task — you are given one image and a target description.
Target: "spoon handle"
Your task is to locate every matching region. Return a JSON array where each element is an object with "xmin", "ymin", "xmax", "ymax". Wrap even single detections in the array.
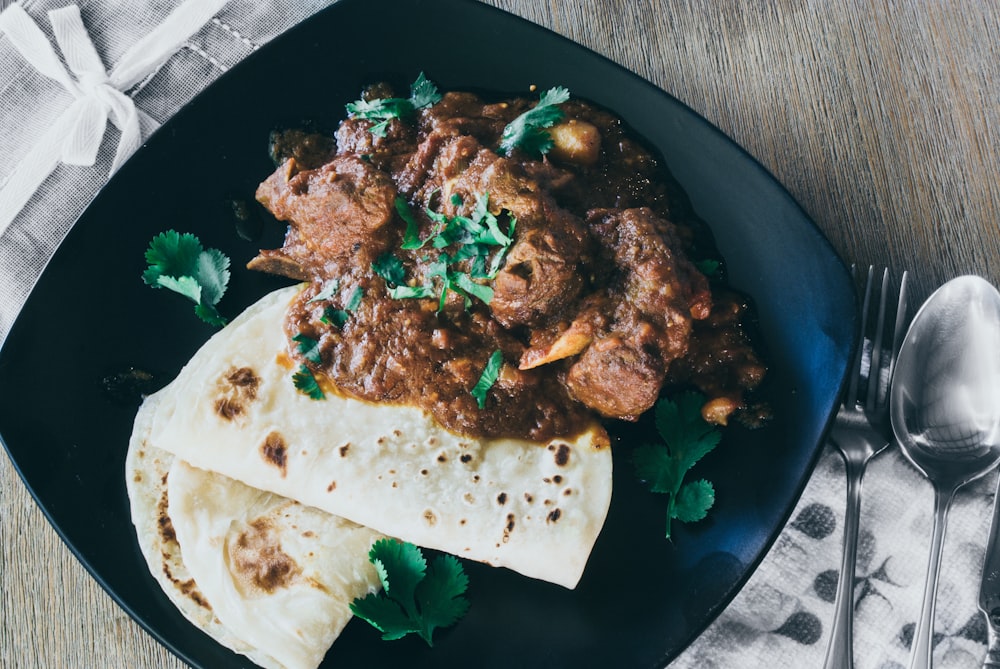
[{"xmin": 909, "ymin": 485, "xmax": 956, "ymax": 669}]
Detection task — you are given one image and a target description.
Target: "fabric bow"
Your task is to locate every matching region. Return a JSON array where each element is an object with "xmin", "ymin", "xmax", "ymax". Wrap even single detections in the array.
[{"xmin": 0, "ymin": 0, "xmax": 230, "ymax": 236}]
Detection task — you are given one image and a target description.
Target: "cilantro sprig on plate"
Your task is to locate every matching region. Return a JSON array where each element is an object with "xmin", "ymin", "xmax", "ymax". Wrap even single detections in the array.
[
  {"xmin": 350, "ymin": 538, "xmax": 470, "ymax": 646},
  {"xmin": 346, "ymin": 72, "xmax": 442, "ymax": 138},
  {"xmin": 498, "ymin": 86, "xmax": 570, "ymax": 157},
  {"xmin": 142, "ymin": 230, "xmax": 231, "ymax": 326},
  {"xmin": 633, "ymin": 392, "xmax": 721, "ymax": 539}
]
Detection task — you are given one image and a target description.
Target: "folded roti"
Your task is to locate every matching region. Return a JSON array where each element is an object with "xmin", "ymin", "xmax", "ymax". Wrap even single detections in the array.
[
  {"xmin": 126, "ymin": 393, "xmax": 383, "ymax": 669},
  {"xmin": 147, "ymin": 285, "xmax": 613, "ymax": 589}
]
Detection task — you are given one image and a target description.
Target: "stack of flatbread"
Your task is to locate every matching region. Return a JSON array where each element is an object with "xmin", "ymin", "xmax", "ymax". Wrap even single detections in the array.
[{"xmin": 126, "ymin": 286, "xmax": 613, "ymax": 669}]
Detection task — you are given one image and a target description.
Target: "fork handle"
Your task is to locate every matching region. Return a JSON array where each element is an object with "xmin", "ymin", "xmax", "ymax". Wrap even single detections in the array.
[{"xmin": 822, "ymin": 457, "xmax": 866, "ymax": 669}]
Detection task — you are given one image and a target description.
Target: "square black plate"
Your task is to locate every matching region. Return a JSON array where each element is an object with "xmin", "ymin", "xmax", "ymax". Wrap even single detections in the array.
[{"xmin": 0, "ymin": 0, "xmax": 856, "ymax": 667}]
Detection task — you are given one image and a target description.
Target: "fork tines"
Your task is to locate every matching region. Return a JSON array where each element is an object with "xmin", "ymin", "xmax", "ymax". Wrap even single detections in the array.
[{"xmin": 848, "ymin": 266, "xmax": 910, "ymax": 410}]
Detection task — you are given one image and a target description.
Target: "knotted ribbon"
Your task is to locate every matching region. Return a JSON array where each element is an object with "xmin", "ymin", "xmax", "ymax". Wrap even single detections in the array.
[{"xmin": 0, "ymin": 0, "xmax": 230, "ymax": 236}]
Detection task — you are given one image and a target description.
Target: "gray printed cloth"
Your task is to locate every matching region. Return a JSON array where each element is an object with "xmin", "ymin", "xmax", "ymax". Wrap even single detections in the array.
[{"xmin": 0, "ymin": 2, "xmax": 994, "ymax": 667}]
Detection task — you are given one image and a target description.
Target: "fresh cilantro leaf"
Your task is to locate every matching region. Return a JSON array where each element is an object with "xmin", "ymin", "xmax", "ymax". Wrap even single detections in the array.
[
  {"xmin": 193, "ymin": 303, "xmax": 227, "ymax": 328},
  {"xmin": 694, "ymin": 259, "xmax": 721, "ymax": 278},
  {"xmin": 350, "ymin": 538, "xmax": 469, "ymax": 646},
  {"xmin": 345, "ymin": 72, "xmax": 441, "ymax": 137},
  {"xmin": 633, "ymin": 443, "xmax": 682, "ymax": 495},
  {"xmin": 425, "ymin": 253, "xmax": 452, "ymax": 312},
  {"xmin": 384, "ymin": 194, "xmax": 515, "ymax": 311},
  {"xmin": 498, "ymin": 86, "xmax": 570, "ymax": 157},
  {"xmin": 307, "ymin": 279, "xmax": 340, "ymax": 303},
  {"xmin": 315, "ymin": 281, "xmax": 360, "ymax": 327},
  {"xmin": 424, "ymin": 207, "xmax": 456, "ymax": 248},
  {"xmin": 368, "ymin": 119, "xmax": 393, "ymax": 138},
  {"xmin": 673, "ymin": 480, "xmax": 715, "ymax": 523},
  {"xmin": 142, "ymin": 230, "xmax": 202, "ymax": 284},
  {"xmin": 350, "ymin": 593, "xmax": 419, "ymax": 641},
  {"xmin": 451, "ymin": 271, "xmax": 494, "ymax": 305},
  {"xmin": 194, "ymin": 247, "xmax": 230, "ymax": 308},
  {"xmin": 396, "ymin": 197, "xmax": 426, "ymax": 250},
  {"xmin": 470, "ymin": 349, "xmax": 503, "ymax": 409},
  {"xmin": 486, "ymin": 214, "xmax": 516, "ymax": 279},
  {"xmin": 155, "ymin": 274, "xmax": 202, "ymax": 304},
  {"xmin": 372, "ymin": 253, "xmax": 407, "ymax": 286},
  {"xmin": 292, "ymin": 333, "xmax": 322, "ymax": 365},
  {"xmin": 321, "ymin": 307, "xmax": 350, "ymax": 328},
  {"xmin": 633, "ymin": 392, "xmax": 722, "ymax": 539},
  {"xmin": 143, "ymin": 230, "xmax": 230, "ymax": 326},
  {"xmin": 471, "ymin": 192, "xmax": 490, "ymax": 227},
  {"xmin": 408, "ymin": 72, "xmax": 442, "ymax": 110},
  {"xmin": 371, "ymin": 539, "xmax": 426, "ymax": 613},
  {"xmin": 417, "ymin": 555, "xmax": 470, "ymax": 637},
  {"xmin": 467, "ymin": 192, "xmax": 511, "ymax": 247},
  {"xmin": 346, "ymin": 97, "xmax": 409, "ymax": 119},
  {"xmin": 654, "ymin": 392, "xmax": 721, "ymax": 470},
  {"xmin": 345, "ymin": 285, "xmax": 364, "ymax": 312},
  {"xmin": 292, "ymin": 364, "xmax": 324, "ymax": 400},
  {"xmin": 389, "ymin": 285, "xmax": 435, "ymax": 300}
]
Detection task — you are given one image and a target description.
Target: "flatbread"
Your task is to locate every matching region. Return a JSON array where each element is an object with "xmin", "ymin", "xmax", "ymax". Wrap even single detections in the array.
[
  {"xmin": 127, "ymin": 393, "xmax": 383, "ymax": 669},
  {"xmin": 126, "ymin": 394, "xmax": 270, "ymax": 666},
  {"xmin": 167, "ymin": 459, "xmax": 382, "ymax": 669},
  {"xmin": 146, "ymin": 285, "xmax": 613, "ymax": 589}
]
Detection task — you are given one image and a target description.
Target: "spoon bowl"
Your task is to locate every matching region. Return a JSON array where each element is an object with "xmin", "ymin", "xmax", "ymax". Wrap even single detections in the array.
[{"xmin": 891, "ymin": 275, "xmax": 1000, "ymax": 669}]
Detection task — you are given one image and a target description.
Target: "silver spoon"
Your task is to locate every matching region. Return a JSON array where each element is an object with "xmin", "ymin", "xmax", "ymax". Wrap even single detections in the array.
[{"xmin": 891, "ymin": 275, "xmax": 1000, "ymax": 669}]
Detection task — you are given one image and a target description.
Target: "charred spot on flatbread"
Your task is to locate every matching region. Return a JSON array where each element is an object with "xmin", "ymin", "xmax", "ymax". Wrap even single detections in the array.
[
  {"xmin": 148, "ymin": 471, "xmax": 214, "ymax": 612},
  {"xmin": 260, "ymin": 431, "xmax": 288, "ymax": 475},
  {"xmin": 214, "ymin": 366, "xmax": 261, "ymax": 421},
  {"xmin": 502, "ymin": 513, "xmax": 516, "ymax": 543},
  {"xmin": 547, "ymin": 508, "xmax": 562, "ymax": 524},
  {"xmin": 157, "ymin": 480, "xmax": 177, "ymax": 543},
  {"xmin": 227, "ymin": 517, "xmax": 302, "ymax": 596},
  {"xmin": 550, "ymin": 443, "xmax": 571, "ymax": 467},
  {"xmin": 161, "ymin": 561, "xmax": 213, "ymax": 611}
]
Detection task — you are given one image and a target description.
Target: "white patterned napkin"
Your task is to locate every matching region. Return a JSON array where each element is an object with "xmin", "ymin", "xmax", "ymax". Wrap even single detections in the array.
[
  {"xmin": 675, "ymin": 446, "xmax": 995, "ymax": 669},
  {"xmin": 0, "ymin": 0, "xmax": 337, "ymax": 337},
  {"xmin": 0, "ymin": 3, "xmax": 994, "ymax": 668}
]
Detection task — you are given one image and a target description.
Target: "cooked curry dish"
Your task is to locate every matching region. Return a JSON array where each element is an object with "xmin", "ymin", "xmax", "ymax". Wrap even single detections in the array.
[{"xmin": 249, "ymin": 79, "xmax": 765, "ymax": 441}]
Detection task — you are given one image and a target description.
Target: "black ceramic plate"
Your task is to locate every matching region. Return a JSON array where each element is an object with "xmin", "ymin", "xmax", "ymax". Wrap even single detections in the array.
[{"xmin": 0, "ymin": 0, "xmax": 856, "ymax": 667}]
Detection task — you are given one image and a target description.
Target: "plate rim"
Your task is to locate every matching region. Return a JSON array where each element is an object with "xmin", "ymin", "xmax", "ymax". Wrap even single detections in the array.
[{"xmin": 0, "ymin": 0, "xmax": 858, "ymax": 666}]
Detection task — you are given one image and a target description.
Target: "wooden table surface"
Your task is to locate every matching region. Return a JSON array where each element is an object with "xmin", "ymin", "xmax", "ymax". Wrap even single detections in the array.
[{"xmin": 2, "ymin": 1, "xmax": 998, "ymax": 667}]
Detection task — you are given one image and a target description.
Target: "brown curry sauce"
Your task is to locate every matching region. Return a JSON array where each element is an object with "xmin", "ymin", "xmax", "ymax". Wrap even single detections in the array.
[{"xmin": 250, "ymin": 84, "xmax": 766, "ymax": 442}]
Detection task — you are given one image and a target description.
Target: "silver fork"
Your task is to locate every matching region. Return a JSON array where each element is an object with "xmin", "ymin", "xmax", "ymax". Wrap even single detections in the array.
[{"xmin": 822, "ymin": 266, "xmax": 910, "ymax": 669}]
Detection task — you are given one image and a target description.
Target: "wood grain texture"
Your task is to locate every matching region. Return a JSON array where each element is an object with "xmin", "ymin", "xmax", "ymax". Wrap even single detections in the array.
[{"xmin": 2, "ymin": 1, "xmax": 998, "ymax": 667}]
